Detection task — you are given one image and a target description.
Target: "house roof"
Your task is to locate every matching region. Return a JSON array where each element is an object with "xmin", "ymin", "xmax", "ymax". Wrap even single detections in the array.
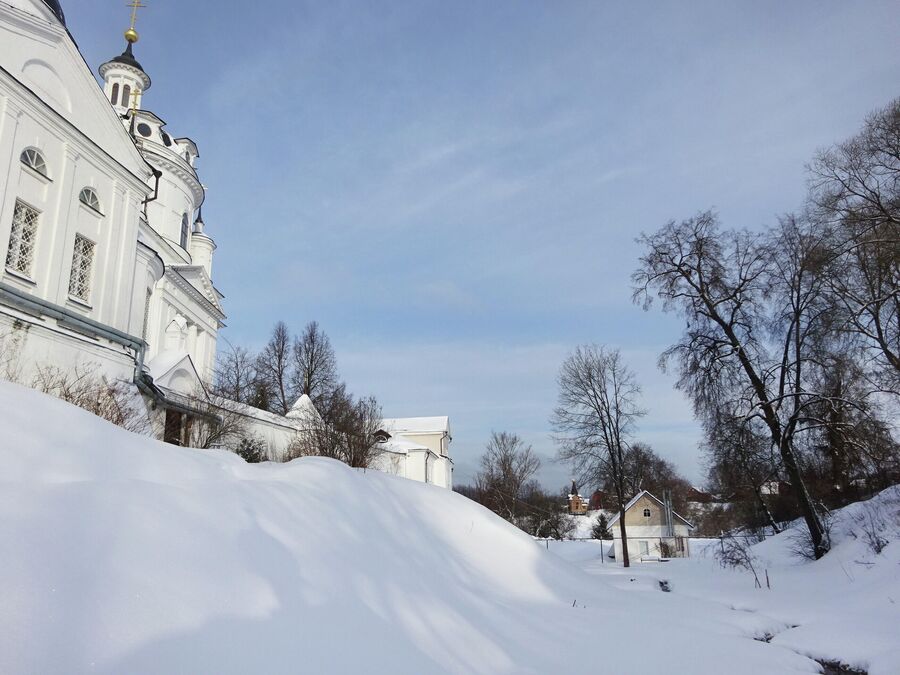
[
  {"xmin": 607, "ymin": 490, "xmax": 694, "ymax": 529},
  {"xmin": 381, "ymin": 416, "xmax": 450, "ymax": 435}
]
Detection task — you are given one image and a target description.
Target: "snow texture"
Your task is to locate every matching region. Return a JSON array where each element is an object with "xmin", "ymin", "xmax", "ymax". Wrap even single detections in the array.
[
  {"xmin": 552, "ymin": 490, "xmax": 900, "ymax": 675},
  {"xmin": 0, "ymin": 381, "xmax": 825, "ymax": 674}
]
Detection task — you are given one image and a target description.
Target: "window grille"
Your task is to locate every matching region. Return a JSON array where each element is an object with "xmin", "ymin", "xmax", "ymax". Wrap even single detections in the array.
[
  {"xmin": 79, "ymin": 187, "xmax": 102, "ymax": 213},
  {"xmin": 6, "ymin": 200, "xmax": 39, "ymax": 275},
  {"xmin": 68, "ymin": 234, "xmax": 95, "ymax": 302},
  {"xmin": 142, "ymin": 289, "xmax": 152, "ymax": 340},
  {"xmin": 20, "ymin": 148, "xmax": 48, "ymax": 177},
  {"xmin": 180, "ymin": 214, "xmax": 189, "ymax": 249}
]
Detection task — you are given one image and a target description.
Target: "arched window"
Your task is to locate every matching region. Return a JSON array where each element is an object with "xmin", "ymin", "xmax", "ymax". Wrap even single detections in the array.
[
  {"xmin": 110, "ymin": 82, "xmax": 119, "ymax": 106},
  {"xmin": 122, "ymin": 84, "xmax": 131, "ymax": 109},
  {"xmin": 180, "ymin": 213, "xmax": 189, "ymax": 249},
  {"xmin": 20, "ymin": 148, "xmax": 48, "ymax": 177},
  {"xmin": 643, "ymin": 508, "xmax": 651, "ymax": 518},
  {"xmin": 78, "ymin": 187, "xmax": 101, "ymax": 213}
]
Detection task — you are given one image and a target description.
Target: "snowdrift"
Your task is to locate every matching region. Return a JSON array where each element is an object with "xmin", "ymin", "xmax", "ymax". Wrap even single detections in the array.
[{"xmin": 0, "ymin": 381, "xmax": 821, "ymax": 674}]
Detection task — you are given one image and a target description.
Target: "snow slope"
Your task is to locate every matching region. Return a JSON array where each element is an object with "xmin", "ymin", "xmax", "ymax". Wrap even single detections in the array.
[
  {"xmin": 557, "ymin": 491, "xmax": 900, "ymax": 674},
  {"xmin": 0, "ymin": 381, "xmax": 822, "ymax": 674}
]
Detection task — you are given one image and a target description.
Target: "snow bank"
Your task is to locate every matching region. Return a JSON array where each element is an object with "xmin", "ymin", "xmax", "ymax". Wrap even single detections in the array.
[
  {"xmin": 0, "ymin": 382, "xmax": 820, "ymax": 674},
  {"xmin": 560, "ymin": 488, "xmax": 900, "ymax": 675}
]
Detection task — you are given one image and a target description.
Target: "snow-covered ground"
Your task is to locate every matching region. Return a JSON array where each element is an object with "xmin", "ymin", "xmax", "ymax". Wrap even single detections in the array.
[
  {"xmin": 551, "ymin": 492, "xmax": 900, "ymax": 674},
  {"xmin": 0, "ymin": 380, "xmax": 881, "ymax": 674}
]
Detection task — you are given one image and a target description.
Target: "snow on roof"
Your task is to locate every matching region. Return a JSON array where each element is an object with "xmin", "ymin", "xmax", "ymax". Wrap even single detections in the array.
[
  {"xmin": 607, "ymin": 490, "xmax": 694, "ymax": 529},
  {"xmin": 285, "ymin": 394, "xmax": 322, "ymax": 425},
  {"xmin": 378, "ymin": 437, "xmax": 431, "ymax": 455},
  {"xmin": 381, "ymin": 416, "xmax": 450, "ymax": 435},
  {"xmin": 145, "ymin": 349, "xmax": 192, "ymax": 382}
]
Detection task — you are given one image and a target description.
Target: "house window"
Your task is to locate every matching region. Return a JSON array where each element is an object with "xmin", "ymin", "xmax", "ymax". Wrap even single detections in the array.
[
  {"xmin": 643, "ymin": 508, "xmax": 651, "ymax": 518},
  {"xmin": 68, "ymin": 234, "xmax": 95, "ymax": 302},
  {"xmin": 111, "ymin": 82, "xmax": 119, "ymax": 106},
  {"xmin": 6, "ymin": 200, "xmax": 39, "ymax": 275},
  {"xmin": 78, "ymin": 187, "xmax": 102, "ymax": 213},
  {"xmin": 20, "ymin": 148, "xmax": 48, "ymax": 177},
  {"xmin": 180, "ymin": 213, "xmax": 189, "ymax": 249}
]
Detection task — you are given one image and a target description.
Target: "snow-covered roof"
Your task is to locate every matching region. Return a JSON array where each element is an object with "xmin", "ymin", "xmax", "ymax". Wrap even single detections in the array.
[
  {"xmin": 381, "ymin": 416, "xmax": 450, "ymax": 435},
  {"xmin": 145, "ymin": 350, "xmax": 205, "ymax": 397},
  {"xmin": 378, "ymin": 437, "xmax": 431, "ymax": 456},
  {"xmin": 285, "ymin": 394, "xmax": 322, "ymax": 426},
  {"xmin": 607, "ymin": 490, "xmax": 694, "ymax": 529}
]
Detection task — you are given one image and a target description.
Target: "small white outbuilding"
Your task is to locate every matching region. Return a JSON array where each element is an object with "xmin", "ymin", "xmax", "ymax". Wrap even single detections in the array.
[{"xmin": 608, "ymin": 490, "xmax": 693, "ymax": 563}]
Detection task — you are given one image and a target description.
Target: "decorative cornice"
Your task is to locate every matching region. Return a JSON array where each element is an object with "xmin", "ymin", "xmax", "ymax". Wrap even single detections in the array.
[
  {"xmin": 138, "ymin": 140, "xmax": 203, "ymax": 203},
  {"xmin": 98, "ymin": 58, "xmax": 151, "ymax": 90},
  {"xmin": 164, "ymin": 267, "xmax": 226, "ymax": 324}
]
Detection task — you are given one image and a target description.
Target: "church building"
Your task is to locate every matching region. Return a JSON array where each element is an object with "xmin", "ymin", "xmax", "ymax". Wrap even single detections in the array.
[{"xmin": 0, "ymin": 0, "xmax": 451, "ymax": 487}]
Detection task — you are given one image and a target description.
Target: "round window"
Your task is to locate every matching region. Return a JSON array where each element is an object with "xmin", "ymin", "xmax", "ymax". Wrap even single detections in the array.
[{"xmin": 137, "ymin": 123, "xmax": 152, "ymax": 138}]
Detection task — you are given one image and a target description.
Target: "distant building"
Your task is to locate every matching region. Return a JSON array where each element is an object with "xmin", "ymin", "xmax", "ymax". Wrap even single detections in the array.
[
  {"xmin": 589, "ymin": 489, "xmax": 611, "ymax": 511},
  {"xmin": 609, "ymin": 490, "xmax": 694, "ymax": 563},
  {"xmin": 372, "ymin": 416, "xmax": 453, "ymax": 488},
  {"xmin": 567, "ymin": 480, "xmax": 588, "ymax": 515}
]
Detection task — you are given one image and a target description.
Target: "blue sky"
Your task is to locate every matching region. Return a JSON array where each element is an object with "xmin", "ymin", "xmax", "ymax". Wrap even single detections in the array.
[{"xmin": 70, "ymin": 1, "xmax": 900, "ymax": 489}]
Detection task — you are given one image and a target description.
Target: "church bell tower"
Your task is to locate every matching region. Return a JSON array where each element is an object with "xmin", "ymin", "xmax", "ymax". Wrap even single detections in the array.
[{"xmin": 98, "ymin": 1, "xmax": 151, "ymax": 115}]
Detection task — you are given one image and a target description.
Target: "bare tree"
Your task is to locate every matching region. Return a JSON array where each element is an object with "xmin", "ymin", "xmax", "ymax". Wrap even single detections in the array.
[
  {"xmin": 473, "ymin": 431, "xmax": 541, "ymax": 521},
  {"xmin": 187, "ymin": 392, "xmax": 254, "ymax": 452},
  {"xmin": 808, "ymin": 98, "xmax": 900, "ymax": 392},
  {"xmin": 633, "ymin": 212, "xmax": 840, "ymax": 558},
  {"xmin": 291, "ymin": 321, "xmax": 338, "ymax": 410},
  {"xmin": 213, "ymin": 343, "xmax": 260, "ymax": 405},
  {"xmin": 257, "ymin": 321, "xmax": 293, "ymax": 415},
  {"xmin": 551, "ymin": 345, "xmax": 644, "ymax": 567},
  {"xmin": 287, "ymin": 388, "xmax": 383, "ymax": 468},
  {"xmin": 704, "ymin": 412, "xmax": 783, "ymax": 533},
  {"xmin": 606, "ymin": 442, "xmax": 693, "ymax": 513}
]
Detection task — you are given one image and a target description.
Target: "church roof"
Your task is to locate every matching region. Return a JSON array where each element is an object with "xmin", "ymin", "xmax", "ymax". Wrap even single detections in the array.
[
  {"xmin": 109, "ymin": 42, "xmax": 145, "ymax": 72},
  {"xmin": 42, "ymin": 0, "xmax": 65, "ymax": 25},
  {"xmin": 381, "ymin": 416, "xmax": 450, "ymax": 435}
]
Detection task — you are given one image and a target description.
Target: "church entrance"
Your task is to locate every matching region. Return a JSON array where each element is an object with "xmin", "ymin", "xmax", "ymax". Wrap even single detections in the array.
[{"xmin": 164, "ymin": 409, "xmax": 183, "ymax": 445}]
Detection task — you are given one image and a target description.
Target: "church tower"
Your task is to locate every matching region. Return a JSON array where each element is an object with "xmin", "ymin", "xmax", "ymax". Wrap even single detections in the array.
[
  {"xmin": 94, "ymin": 1, "xmax": 225, "ymax": 389},
  {"xmin": 98, "ymin": 4, "xmax": 150, "ymax": 115}
]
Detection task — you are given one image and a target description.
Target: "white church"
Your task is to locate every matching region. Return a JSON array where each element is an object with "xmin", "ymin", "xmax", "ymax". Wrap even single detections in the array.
[{"xmin": 0, "ymin": 0, "xmax": 453, "ymax": 489}]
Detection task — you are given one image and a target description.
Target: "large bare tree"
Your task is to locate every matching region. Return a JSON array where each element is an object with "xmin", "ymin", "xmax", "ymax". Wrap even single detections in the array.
[
  {"xmin": 551, "ymin": 345, "xmax": 644, "ymax": 567},
  {"xmin": 633, "ymin": 212, "xmax": 846, "ymax": 558},
  {"xmin": 808, "ymin": 97, "xmax": 900, "ymax": 394}
]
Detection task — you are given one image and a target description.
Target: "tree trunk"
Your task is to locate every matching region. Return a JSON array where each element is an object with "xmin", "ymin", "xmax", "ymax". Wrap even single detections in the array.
[
  {"xmin": 752, "ymin": 486, "xmax": 781, "ymax": 534},
  {"xmin": 617, "ymin": 505, "xmax": 630, "ymax": 568},
  {"xmin": 779, "ymin": 438, "xmax": 828, "ymax": 558}
]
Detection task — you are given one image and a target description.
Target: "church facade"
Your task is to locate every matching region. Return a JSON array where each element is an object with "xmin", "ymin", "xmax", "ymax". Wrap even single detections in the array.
[{"xmin": 0, "ymin": 0, "xmax": 452, "ymax": 488}]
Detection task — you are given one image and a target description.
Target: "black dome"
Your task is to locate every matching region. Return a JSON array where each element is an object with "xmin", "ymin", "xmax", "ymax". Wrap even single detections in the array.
[
  {"xmin": 42, "ymin": 0, "xmax": 65, "ymax": 26},
  {"xmin": 110, "ymin": 42, "xmax": 145, "ymax": 72}
]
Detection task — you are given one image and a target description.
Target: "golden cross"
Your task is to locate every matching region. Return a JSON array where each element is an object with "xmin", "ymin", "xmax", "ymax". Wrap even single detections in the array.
[
  {"xmin": 127, "ymin": 0, "xmax": 146, "ymax": 30},
  {"xmin": 129, "ymin": 88, "xmax": 141, "ymax": 112}
]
